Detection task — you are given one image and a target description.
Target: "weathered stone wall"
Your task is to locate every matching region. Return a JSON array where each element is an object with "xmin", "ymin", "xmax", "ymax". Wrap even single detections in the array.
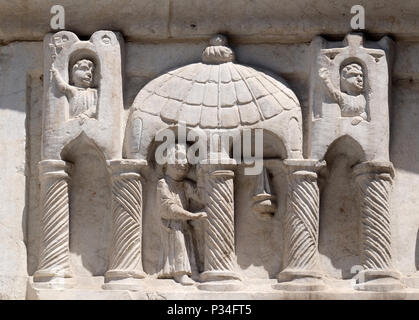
[
  {"xmin": 0, "ymin": 42, "xmax": 42, "ymax": 299},
  {"xmin": 1, "ymin": 1, "xmax": 419, "ymax": 299}
]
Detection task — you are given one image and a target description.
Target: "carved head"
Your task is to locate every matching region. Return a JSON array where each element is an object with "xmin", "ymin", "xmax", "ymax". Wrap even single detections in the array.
[
  {"xmin": 340, "ymin": 63, "xmax": 364, "ymax": 95},
  {"xmin": 72, "ymin": 59, "xmax": 94, "ymax": 88},
  {"xmin": 164, "ymin": 143, "xmax": 189, "ymax": 181}
]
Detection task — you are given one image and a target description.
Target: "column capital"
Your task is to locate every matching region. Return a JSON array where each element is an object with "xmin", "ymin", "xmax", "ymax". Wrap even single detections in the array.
[
  {"xmin": 353, "ymin": 161, "xmax": 394, "ymax": 178},
  {"xmin": 264, "ymin": 159, "xmax": 325, "ymax": 177},
  {"xmin": 106, "ymin": 159, "xmax": 148, "ymax": 176},
  {"xmin": 199, "ymin": 155, "xmax": 236, "ymax": 174},
  {"xmin": 283, "ymin": 159, "xmax": 326, "ymax": 173},
  {"xmin": 38, "ymin": 159, "xmax": 72, "ymax": 180}
]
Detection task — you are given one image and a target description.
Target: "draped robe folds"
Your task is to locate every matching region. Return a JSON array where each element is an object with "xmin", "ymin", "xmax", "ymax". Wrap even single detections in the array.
[
  {"xmin": 69, "ymin": 87, "xmax": 97, "ymax": 118},
  {"xmin": 157, "ymin": 177, "xmax": 202, "ymax": 278},
  {"xmin": 340, "ymin": 92, "xmax": 367, "ymax": 119},
  {"xmin": 52, "ymin": 68, "xmax": 98, "ymax": 119}
]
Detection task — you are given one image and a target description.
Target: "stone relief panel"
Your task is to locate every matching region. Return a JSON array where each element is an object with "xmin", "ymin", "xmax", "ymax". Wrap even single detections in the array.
[
  {"xmin": 308, "ymin": 33, "xmax": 393, "ymax": 162},
  {"xmin": 122, "ymin": 34, "xmax": 312, "ymax": 292},
  {"xmin": 24, "ymin": 29, "xmax": 419, "ymax": 299},
  {"xmin": 33, "ymin": 30, "xmax": 125, "ymax": 288},
  {"xmin": 308, "ymin": 33, "xmax": 402, "ymax": 291},
  {"xmin": 42, "ymin": 30, "xmax": 124, "ymax": 160}
]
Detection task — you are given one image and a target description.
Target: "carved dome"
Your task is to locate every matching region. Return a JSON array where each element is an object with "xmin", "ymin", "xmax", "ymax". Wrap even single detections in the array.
[{"xmin": 132, "ymin": 35, "xmax": 300, "ymax": 130}]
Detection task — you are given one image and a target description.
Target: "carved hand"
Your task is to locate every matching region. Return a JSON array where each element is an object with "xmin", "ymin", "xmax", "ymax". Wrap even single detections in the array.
[
  {"xmin": 196, "ymin": 165, "xmax": 205, "ymax": 186},
  {"xmin": 76, "ymin": 112, "xmax": 89, "ymax": 125},
  {"xmin": 50, "ymin": 67, "xmax": 58, "ymax": 79},
  {"xmin": 194, "ymin": 211, "xmax": 208, "ymax": 220},
  {"xmin": 319, "ymin": 67, "xmax": 329, "ymax": 80}
]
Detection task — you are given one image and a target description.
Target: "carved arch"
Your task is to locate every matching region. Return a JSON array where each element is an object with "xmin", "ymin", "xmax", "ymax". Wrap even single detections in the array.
[
  {"xmin": 324, "ymin": 134, "xmax": 366, "ymax": 167},
  {"xmin": 60, "ymin": 131, "xmax": 107, "ymax": 163}
]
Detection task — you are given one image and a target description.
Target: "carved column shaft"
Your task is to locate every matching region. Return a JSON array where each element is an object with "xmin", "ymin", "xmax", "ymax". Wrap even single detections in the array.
[
  {"xmin": 105, "ymin": 160, "xmax": 147, "ymax": 283},
  {"xmin": 275, "ymin": 159, "xmax": 325, "ymax": 291},
  {"xmin": 205, "ymin": 169, "xmax": 236, "ymax": 273},
  {"xmin": 353, "ymin": 162, "xmax": 401, "ymax": 289},
  {"xmin": 284, "ymin": 170, "xmax": 320, "ymax": 271},
  {"xmin": 199, "ymin": 159, "xmax": 242, "ymax": 290},
  {"xmin": 34, "ymin": 160, "xmax": 72, "ymax": 281},
  {"xmin": 357, "ymin": 172, "xmax": 392, "ymax": 269}
]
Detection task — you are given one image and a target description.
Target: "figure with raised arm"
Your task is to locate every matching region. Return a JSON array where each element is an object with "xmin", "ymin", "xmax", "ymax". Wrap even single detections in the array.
[
  {"xmin": 319, "ymin": 63, "xmax": 367, "ymax": 125},
  {"xmin": 51, "ymin": 59, "xmax": 97, "ymax": 122}
]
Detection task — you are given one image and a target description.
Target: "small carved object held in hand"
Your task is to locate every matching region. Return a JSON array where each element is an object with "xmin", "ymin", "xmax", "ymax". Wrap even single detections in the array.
[{"xmin": 252, "ymin": 167, "xmax": 276, "ymax": 221}]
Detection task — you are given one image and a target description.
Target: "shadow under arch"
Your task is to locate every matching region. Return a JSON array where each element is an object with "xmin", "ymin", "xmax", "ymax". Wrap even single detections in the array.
[
  {"xmin": 230, "ymin": 128, "xmax": 287, "ymax": 279},
  {"xmin": 230, "ymin": 128, "xmax": 288, "ymax": 163},
  {"xmin": 323, "ymin": 134, "xmax": 366, "ymax": 168},
  {"xmin": 60, "ymin": 132, "xmax": 111, "ymax": 277},
  {"xmin": 61, "ymin": 132, "xmax": 107, "ymax": 163},
  {"xmin": 318, "ymin": 135, "xmax": 366, "ymax": 279}
]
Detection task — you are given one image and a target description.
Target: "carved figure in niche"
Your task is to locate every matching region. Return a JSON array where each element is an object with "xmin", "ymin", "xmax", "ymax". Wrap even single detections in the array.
[
  {"xmin": 51, "ymin": 59, "xmax": 97, "ymax": 122},
  {"xmin": 319, "ymin": 63, "xmax": 367, "ymax": 125},
  {"xmin": 157, "ymin": 143, "xmax": 207, "ymax": 286}
]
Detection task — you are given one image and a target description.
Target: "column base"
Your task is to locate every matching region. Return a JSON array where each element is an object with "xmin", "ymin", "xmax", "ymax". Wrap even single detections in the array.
[
  {"xmin": 354, "ymin": 269, "xmax": 404, "ymax": 292},
  {"xmin": 103, "ymin": 269, "xmax": 146, "ymax": 290},
  {"xmin": 402, "ymin": 272, "xmax": 419, "ymax": 289},
  {"xmin": 198, "ymin": 271, "xmax": 243, "ymax": 291},
  {"xmin": 273, "ymin": 269, "xmax": 327, "ymax": 291},
  {"xmin": 33, "ymin": 268, "xmax": 73, "ymax": 279},
  {"xmin": 32, "ymin": 269, "xmax": 75, "ymax": 289}
]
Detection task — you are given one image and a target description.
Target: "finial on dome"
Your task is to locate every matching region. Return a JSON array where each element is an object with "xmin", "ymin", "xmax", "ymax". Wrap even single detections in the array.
[
  {"xmin": 209, "ymin": 34, "xmax": 228, "ymax": 46},
  {"xmin": 202, "ymin": 34, "xmax": 235, "ymax": 64}
]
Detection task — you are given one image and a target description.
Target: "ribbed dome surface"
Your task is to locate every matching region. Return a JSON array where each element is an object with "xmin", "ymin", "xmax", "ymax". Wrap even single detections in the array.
[{"xmin": 133, "ymin": 36, "xmax": 300, "ymax": 129}]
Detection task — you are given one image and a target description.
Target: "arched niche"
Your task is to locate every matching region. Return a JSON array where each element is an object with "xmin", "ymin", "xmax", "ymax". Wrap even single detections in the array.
[
  {"xmin": 228, "ymin": 128, "xmax": 287, "ymax": 279},
  {"xmin": 318, "ymin": 135, "xmax": 366, "ymax": 279},
  {"xmin": 60, "ymin": 132, "xmax": 111, "ymax": 277}
]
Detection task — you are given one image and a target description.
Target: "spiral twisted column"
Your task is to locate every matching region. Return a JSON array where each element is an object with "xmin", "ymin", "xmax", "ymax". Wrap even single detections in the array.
[
  {"xmin": 353, "ymin": 161, "xmax": 403, "ymax": 291},
  {"xmin": 198, "ymin": 158, "xmax": 242, "ymax": 291},
  {"xmin": 274, "ymin": 159, "xmax": 326, "ymax": 291},
  {"xmin": 34, "ymin": 160, "xmax": 73, "ymax": 286},
  {"xmin": 104, "ymin": 159, "xmax": 147, "ymax": 290}
]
